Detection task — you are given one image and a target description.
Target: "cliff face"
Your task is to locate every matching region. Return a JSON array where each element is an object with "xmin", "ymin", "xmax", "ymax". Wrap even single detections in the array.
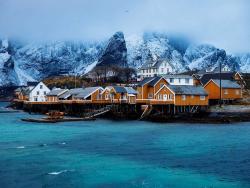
[
  {"xmin": 0, "ymin": 32, "xmax": 249, "ymax": 86},
  {"xmin": 97, "ymin": 32, "xmax": 127, "ymax": 67}
]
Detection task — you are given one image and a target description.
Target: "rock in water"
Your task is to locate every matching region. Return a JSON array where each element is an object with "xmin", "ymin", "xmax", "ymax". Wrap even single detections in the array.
[{"xmin": 97, "ymin": 32, "xmax": 127, "ymax": 67}]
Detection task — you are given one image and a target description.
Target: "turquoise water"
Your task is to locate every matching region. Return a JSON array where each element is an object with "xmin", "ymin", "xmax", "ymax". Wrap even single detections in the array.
[{"xmin": 1, "ymin": 102, "xmax": 250, "ymax": 188}]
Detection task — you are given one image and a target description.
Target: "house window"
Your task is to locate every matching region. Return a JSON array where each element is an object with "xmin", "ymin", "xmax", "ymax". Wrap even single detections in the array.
[
  {"xmin": 224, "ymin": 89, "xmax": 228, "ymax": 95},
  {"xmin": 44, "ymin": 91, "xmax": 46, "ymax": 95},
  {"xmin": 185, "ymin": 79, "xmax": 189, "ymax": 84},
  {"xmin": 169, "ymin": 94, "xmax": 173, "ymax": 100},
  {"xmin": 200, "ymin": 96, "xmax": 206, "ymax": 100},
  {"xmin": 148, "ymin": 93, "xmax": 153, "ymax": 99},
  {"xmin": 37, "ymin": 91, "xmax": 40, "ymax": 95},
  {"xmin": 170, "ymin": 78, "xmax": 174, "ymax": 83},
  {"xmin": 167, "ymin": 68, "xmax": 169, "ymax": 73},
  {"xmin": 181, "ymin": 95, "xmax": 186, "ymax": 101},
  {"xmin": 178, "ymin": 78, "xmax": 181, "ymax": 83},
  {"xmin": 158, "ymin": 94, "xmax": 162, "ymax": 100},
  {"xmin": 235, "ymin": 90, "xmax": 240, "ymax": 95},
  {"xmin": 105, "ymin": 94, "xmax": 109, "ymax": 100},
  {"xmin": 40, "ymin": 85, "xmax": 43, "ymax": 89},
  {"xmin": 161, "ymin": 68, "xmax": 164, "ymax": 73}
]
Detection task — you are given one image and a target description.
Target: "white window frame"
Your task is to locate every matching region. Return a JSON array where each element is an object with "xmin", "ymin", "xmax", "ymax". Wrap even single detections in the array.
[
  {"xmin": 148, "ymin": 93, "xmax": 153, "ymax": 99},
  {"xmin": 181, "ymin": 95, "xmax": 186, "ymax": 101},
  {"xmin": 200, "ymin": 96, "xmax": 206, "ymax": 100}
]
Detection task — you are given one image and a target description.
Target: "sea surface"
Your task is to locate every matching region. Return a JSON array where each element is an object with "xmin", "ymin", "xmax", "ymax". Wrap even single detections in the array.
[{"xmin": 0, "ymin": 102, "xmax": 250, "ymax": 188}]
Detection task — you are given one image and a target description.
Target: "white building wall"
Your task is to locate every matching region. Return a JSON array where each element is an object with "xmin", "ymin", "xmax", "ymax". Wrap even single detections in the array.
[
  {"xmin": 137, "ymin": 61, "xmax": 173, "ymax": 80},
  {"xmin": 29, "ymin": 82, "xmax": 51, "ymax": 102},
  {"xmin": 157, "ymin": 62, "xmax": 173, "ymax": 75},
  {"xmin": 166, "ymin": 78, "xmax": 194, "ymax": 85}
]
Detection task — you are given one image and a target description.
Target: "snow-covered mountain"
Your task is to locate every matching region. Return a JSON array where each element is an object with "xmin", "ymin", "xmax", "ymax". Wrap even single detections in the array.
[
  {"xmin": 126, "ymin": 32, "xmax": 187, "ymax": 73},
  {"xmin": 0, "ymin": 31, "xmax": 249, "ymax": 86}
]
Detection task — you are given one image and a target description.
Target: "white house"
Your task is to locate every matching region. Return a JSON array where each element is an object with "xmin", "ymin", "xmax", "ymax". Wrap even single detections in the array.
[
  {"xmin": 137, "ymin": 59, "xmax": 174, "ymax": 80},
  {"xmin": 164, "ymin": 75, "xmax": 194, "ymax": 85},
  {"xmin": 29, "ymin": 82, "xmax": 51, "ymax": 102}
]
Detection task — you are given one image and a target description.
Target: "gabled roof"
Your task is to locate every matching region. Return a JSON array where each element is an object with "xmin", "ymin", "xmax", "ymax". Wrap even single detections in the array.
[
  {"xmin": 207, "ymin": 79, "xmax": 241, "ymax": 89},
  {"xmin": 27, "ymin": 81, "xmax": 39, "ymax": 87},
  {"xmin": 124, "ymin": 87, "xmax": 137, "ymax": 95},
  {"xmin": 112, "ymin": 86, "xmax": 127, "ymax": 93},
  {"xmin": 148, "ymin": 77, "xmax": 164, "ymax": 87},
  {"xmin": 164, "ymin": 75, "xmax": 193, "ymax": 79},
  {"xmin": 140, "ymin": 58, "xmax": 174, "ymax": 69},
  {"xmin": 47, "ymin": 89, "xmax": 68, "ymax": 96},
  {"xmin": 168, "ymin": 85, "xmax": 208, "ymax": 96},
  {"xmin": 74, "ymin": 87, "xmax": 103, "ymax": 99},
  {"xmin": 58, "ymin": 88, "xmax": 85, "ymax": 99},
  {"xmin": 138, "ymin": 77, "xmax": 167, "ymax": 87},
  {"xmin": 20, "ymin": 87, "xmax": 34, "ymax": 96},
  {"xmin": 200, "ymin": 72, "xmax": 237, "ymax": 85},
  {"xmin": 137, "ymin": 77, "xmax": 155, "ymax": 86}
]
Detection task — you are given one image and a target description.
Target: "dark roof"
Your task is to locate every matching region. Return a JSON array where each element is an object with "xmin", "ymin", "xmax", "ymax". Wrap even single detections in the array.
[
  {"xmin": 140, "ymin": 59, "xmax": 174, "ymax": 69},
  {"xmin": 168, "ymin": 85, "xmax": 208, "ymax": 96},
  {"xmin": 164, "ymin": 75, "xmax": 193, "ymax": 79},
  {"xmin": 58, "ymin": 88, "xmax": 85, "ymax": 99},
  {"xmin": 21, "ymin": 87, "xmax": 34, "ymax": 96},
  {"xmin": 148, "ymin": 77, "xmax": 163, "ymax": 86},
  {"xmin": 47, "ymin": 89, "xmax": 68, "ymax": 96},
  {"xmin": 137, "ymin": 77, "xmax": 155, "ymax": 86},
  {"xmin": 27, "ymin": 81, "xmax": 39, "ymax": 86},
  {"xmin": 113, "ymin": 86, "xmax": 127, "ymax": 93},
  {"xmin": 200, "ymin": 72, "xmax": 236, "ymax": 85},
  {"xmin": 138, "ymin": 77, "xmax": 166, "ymax": 87},
  {"xmin": 124, "ymin": 87, "xmax": 137, "ymax": 95},
  {"xmin": 211, "ymin": 79, "xmax": 241, "ymax": 89},
  {"xmin": 75, "ymin": 87, "xmax": 102, "ymax": 99}
]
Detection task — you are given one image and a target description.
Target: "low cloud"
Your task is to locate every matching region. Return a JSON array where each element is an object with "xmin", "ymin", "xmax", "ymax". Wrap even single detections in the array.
[{"xmin": 0, "ymin": 0, "xmax": 249, "ymax": 53}]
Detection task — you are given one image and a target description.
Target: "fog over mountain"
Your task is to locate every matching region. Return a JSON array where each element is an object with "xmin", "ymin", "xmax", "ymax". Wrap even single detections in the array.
[
  {"xmin": 0, "ymin": 32, "xmax": 249, "ymax": 86},
  {"xmin": 0, "ymin": 0, "xmax": 249, "ymax": 86}
]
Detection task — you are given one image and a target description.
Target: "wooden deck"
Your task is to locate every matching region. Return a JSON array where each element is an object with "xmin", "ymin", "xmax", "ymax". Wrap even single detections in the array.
[{"xmin": 16, "ymin": 99, "xmax": 207, "ymax": 106}]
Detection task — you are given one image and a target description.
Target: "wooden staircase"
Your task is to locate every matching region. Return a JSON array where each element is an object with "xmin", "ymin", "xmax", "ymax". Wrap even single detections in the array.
[
  {"xmin": 140, "ymin": 105, "xmax": 153, "ymax": 120},
  {"xmin": 84, "ymin": 106, "xmax": 111, "ymax": 118}
]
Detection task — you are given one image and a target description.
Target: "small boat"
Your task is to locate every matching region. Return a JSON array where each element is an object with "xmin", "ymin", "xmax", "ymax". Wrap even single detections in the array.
[
  {"xmin": 21, "ymin": 117, "xmax": 96, "ymax": 123},
  {"xmin": 21, "ymin": 118, "xmax": 57, "ymax": 123}
]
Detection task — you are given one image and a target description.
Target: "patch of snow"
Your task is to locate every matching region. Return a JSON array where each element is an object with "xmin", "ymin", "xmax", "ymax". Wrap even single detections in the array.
[
  {"xmin": 2, "ymin": 39, "xmax": 9, "ymax": 49},
  {"xmin": 0, "ymin": 52, "xmax": 11, "ymax": 69},
  {"xmin": 84, "ymin": 61, "xmax": 98, "ymax": 73}
]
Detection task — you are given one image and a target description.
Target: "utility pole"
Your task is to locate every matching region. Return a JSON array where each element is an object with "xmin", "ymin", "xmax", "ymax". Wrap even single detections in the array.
[
  {"xmin": 74, "ymin": 70, "xmax": 77, "ymax": 89},
  {"xmin": 219, "ymin": 56, "xmax": 222, "ymax": 107}
]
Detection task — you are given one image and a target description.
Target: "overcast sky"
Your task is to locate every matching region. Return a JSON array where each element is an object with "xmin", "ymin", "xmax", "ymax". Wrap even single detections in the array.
[{"xmin": 0, "ymin": 0, "xmax": 249, "ymax": 53}]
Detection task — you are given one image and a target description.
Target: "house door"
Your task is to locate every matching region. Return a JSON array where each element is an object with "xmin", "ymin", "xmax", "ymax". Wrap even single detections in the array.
[{"xmin": 163, "ymin": 94, "xmax": 167, "ymax": 101}]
